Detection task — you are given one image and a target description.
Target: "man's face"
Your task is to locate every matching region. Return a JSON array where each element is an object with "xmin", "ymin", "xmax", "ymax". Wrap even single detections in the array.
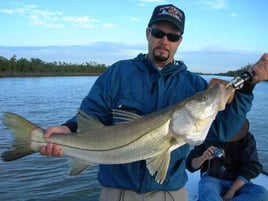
[{"xmin": 146, "ymin": 22, "xmax": 182, "ymax": 68}]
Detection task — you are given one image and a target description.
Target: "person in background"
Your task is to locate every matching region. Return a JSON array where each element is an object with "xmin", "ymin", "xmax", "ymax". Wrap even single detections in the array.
[
  {"xmin": 186, "ymin": 119, "xmax": 268, "ymax": 201},
  {"xmin": 40, "ymin": 4, "xmax": 268, "ymax": 201}
]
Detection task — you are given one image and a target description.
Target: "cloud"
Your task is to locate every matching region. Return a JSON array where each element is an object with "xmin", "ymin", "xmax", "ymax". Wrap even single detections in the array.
[
  {"xmin": 0, "ymin": 42, "xmax": 146, "ymax": 66},
  {"xmin": 0, "ymin": 9, "xmax": 14, "ymax": 14},
  {"xmin": 1, "ymin": 3, "xmax": 99, "ymax": 29},
  {"xmin": 179, "ymin": 50, "xmax": 260, "ymax": 73},
  {"xmin": 196, "ymin": 0, "xmax": 228, "ymax": 10},
  {"xmin": 139, "ymin": 0, "xmax": 166, "ymax": 3},
  {"xmin": 130, "ymin": 16, "xmax": 139, "ymax": 22},
  {"xmin": 230, "ymin": 12, "xmax": 238, "ymax": 17},
  {"xmin": 63, "ymin": 16, "xmax": 97, "ymax": 28},
  {"xmin": 137, "ymin": 0, "xmax": 166, "ymax": 7},
  {"xmin": 30, "ymin": 15, "xmax": 64, "ymax": 28},
  {"xmin": 0, "ymin": 4, "xmax": 37, "ymax": 15},
  {"xmin": 102, "ymin": 23, "xmax": 117, "ymax": 28}
]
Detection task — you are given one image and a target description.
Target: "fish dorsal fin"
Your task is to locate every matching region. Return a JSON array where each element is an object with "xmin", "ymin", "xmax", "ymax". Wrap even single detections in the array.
[
  {"xmin": 77, "ymin": 109, "xmax": 104, "ymax": 131},
  {"xmin": 146, "ymin": 147, "xmax": 171, "ymax": 184},
  {"xmin": 68, "ymin": 157, "xmax": 91, "ymax": 176},
  {"xmin": 111, "ymin": 109, "xmax": 142, "ymax": 124}
]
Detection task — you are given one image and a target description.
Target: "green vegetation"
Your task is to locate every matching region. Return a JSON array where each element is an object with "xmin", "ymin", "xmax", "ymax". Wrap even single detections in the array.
[
  {"xmin": 215, "ymin": 64, "xmax": 252, "ymax": 77},
  {"xmin": 0, "ymin": 55, "xmax": 108, "ymax": 77},
  {"xmin": 197, "ymin": 64, "xmax": 252, "ymax": 77},
  {"xmin": 0, "ymin": 55, "xmax": 252, "ymax": 77}
]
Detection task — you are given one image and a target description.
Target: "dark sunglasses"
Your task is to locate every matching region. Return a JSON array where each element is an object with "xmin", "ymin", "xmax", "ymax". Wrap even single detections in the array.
[{"xmin": 148, "ymin": 27, "xmax": 181, "ymax": 42}]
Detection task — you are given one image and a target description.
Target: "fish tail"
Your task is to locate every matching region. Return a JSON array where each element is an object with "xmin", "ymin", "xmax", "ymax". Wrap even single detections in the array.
[{"xmin": 1, "ymin": 112, "xmax": 40, "ymax": 161}]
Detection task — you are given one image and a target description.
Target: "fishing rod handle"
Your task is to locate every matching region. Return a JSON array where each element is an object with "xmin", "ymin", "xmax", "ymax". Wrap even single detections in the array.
[{"xmin": 231, "ymin": 71, "xmax": 255, "ymax": 89}]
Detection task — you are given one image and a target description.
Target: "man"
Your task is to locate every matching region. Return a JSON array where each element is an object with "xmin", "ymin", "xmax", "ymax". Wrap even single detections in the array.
[
  {"xmin": 40, "ymin": 4, "xmax": 268, "ymax": 201},
  {"xmin": 186, "ymin": 119, "xmax": 268, "ymax": 201}
]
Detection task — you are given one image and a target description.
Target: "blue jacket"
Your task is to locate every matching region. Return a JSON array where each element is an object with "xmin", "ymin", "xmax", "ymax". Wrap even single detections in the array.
[{"xmin": 64, "ymin": 54, "xmax": 254, "ymax": 193}]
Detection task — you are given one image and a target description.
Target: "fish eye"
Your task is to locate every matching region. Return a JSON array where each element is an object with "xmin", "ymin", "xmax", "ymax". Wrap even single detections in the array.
[{"xmin": 202, "ymin": 95, "xmax": 208, "ymax": 100}]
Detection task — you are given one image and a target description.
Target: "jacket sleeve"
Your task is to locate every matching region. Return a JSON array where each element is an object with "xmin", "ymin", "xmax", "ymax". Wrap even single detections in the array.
[
  {"xmin": 206, "ymin": 78, "xmax": 256, "ymax": 141},
  {"xmin": 185, "ymin": 144, "xmax": 207, "ymax": 173},
  {"xmin": 206, "ymin": 92, "xmax": 254, "ymax": 142},
  {"xmin": 238, "ymin": 133, "xmax": 263, "ymax": 181}
]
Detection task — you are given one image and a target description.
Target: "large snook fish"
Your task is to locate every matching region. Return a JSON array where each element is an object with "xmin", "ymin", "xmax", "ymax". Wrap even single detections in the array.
[{"xmin": 1, "ymin": 83, "xmax": 233, "ymax": 184}]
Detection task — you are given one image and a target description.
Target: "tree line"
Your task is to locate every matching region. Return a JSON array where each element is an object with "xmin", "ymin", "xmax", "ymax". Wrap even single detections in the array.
[
  {"xmin": 0, "ymin": 55, "xmax": 108, "ymax": 77},
  {"xmin": 0, "ymin": 55, "xmax": 252, "ymax": 77}
]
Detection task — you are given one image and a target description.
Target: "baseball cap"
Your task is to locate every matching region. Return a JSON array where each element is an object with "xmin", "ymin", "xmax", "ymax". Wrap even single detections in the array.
[{"xmin": 148, "ymin": 4, "xmax": 185, "ymax": 34}]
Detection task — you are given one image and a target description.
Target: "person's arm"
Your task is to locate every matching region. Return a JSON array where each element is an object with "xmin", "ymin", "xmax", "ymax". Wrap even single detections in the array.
[
  {"xmin": 239, "ymin": 133, "xmax": 263, "ymax": 179},
  {"xmin": 207, "ymin": 53, "xmax": 268, "ymax": 142},
  {"xmin": 191, "ymin": 146, "xmax": 214, "ymax": 170},
  {"xmin": 186, "ymin": 143, "xmax": 214, "ymax": 173},
  {"xmin": 224, "ymin": 132, "xmax": 262, "ymax": 200},
  {"xmin": 223, "ymin": 177, "xmax": 245, "ymax": 201}
]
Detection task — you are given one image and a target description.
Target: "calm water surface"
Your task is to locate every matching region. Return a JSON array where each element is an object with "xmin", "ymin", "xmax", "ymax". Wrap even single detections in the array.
[{"xmin": 0, "ymin": 76, "xmax": 267, "ymax": 201}]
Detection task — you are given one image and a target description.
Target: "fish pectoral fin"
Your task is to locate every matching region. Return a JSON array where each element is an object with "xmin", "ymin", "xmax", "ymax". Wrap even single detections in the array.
[
  {"xmin": 77, "ymin": 109, "xmax": 104, "ymax": 131},
  {"xmin": 68, "ymin": 157, "xmax": 91, "ymax": 176},
  {"xmin": 146, "ymin": 149, "xmax": 171, "ymax": 184}
]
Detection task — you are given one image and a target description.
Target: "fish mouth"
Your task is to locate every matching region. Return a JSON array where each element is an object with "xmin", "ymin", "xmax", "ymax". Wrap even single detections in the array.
[
  {"xmin": 219, "ymin": 83, "xmax": 235, "ymax": 109},
  {"xmin": 208, "ymin": 83, "xmax": 234, "ymax": 111}
]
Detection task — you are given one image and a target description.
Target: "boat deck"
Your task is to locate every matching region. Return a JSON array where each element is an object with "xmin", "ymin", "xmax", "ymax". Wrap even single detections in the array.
[{"xmin": 186, "ymin": 170, "xmax": 268, "ymax": 201}]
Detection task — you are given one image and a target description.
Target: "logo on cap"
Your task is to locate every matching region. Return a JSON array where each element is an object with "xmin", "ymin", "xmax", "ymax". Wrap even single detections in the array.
[{"xmin": 157, "ymin": 5, "xmax": 183, "ymax": 22}]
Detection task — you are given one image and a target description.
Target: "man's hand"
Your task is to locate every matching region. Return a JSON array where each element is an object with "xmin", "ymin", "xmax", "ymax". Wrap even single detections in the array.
[
  {"xmin": 40, "ymin": 125, "xmax": 71, "ymax": 157},
  {"xmin": 223, "ymin": 189, "xmax": 235, "ymax": 201},
  {"xmin": 222, "ymin": 178, "xmax": 245, "ymax": 201},
  {"xmin": 250, "ymin": 53, "xmax": 268, "ymax": 84},
  {"xmin": 191, "ymin": 146, "xmax": 215, "ymax": 169}
]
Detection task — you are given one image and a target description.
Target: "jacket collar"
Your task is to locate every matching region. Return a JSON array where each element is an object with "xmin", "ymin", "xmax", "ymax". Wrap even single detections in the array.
[{"xmin": 132, "ymin": 53, "xmax": 187, "ymax": 76}]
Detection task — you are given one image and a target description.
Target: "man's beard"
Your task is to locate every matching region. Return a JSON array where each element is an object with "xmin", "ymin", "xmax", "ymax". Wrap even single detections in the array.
[{"xmin": 153, "ymin": 48, "xmax": 170, "ymax": 62}]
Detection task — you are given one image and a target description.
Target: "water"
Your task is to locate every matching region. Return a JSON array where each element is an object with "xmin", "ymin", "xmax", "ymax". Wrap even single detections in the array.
[{"xmin": 0, "ymin": 76, "xmax": 267, "ymax": 201}]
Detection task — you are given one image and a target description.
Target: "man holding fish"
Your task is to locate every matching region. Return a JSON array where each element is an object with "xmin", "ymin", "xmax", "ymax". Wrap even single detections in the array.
[{"xmin": 5, "ymin": 4, "xmax": 268, "ymax": 201}]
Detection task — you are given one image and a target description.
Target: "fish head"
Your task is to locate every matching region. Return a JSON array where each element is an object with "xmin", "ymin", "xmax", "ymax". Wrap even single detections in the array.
[
  {"xmin": 186, "ymin": 83, "xmax": 230, "ymax": 119},
  {"xmin": 171, "ymin": 83, "xmax": 231, "ymax": 145}
]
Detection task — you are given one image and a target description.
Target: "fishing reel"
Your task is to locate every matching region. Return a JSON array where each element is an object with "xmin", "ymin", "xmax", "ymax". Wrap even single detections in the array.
[{"xmin": 227, "ymin": 71, "xmax": 255, "ymax": 90}]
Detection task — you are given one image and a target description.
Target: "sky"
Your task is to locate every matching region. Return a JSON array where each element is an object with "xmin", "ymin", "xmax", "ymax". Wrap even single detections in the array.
[{"xmin": 0, "ymin": 0, "xmax": 267, "ymax": 73}]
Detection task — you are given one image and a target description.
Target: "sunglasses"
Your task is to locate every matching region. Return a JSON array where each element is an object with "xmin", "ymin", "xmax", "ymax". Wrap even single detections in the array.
[{"xmin": 148, "ymin": 27, "xmax": 181, "ymax": 42}]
